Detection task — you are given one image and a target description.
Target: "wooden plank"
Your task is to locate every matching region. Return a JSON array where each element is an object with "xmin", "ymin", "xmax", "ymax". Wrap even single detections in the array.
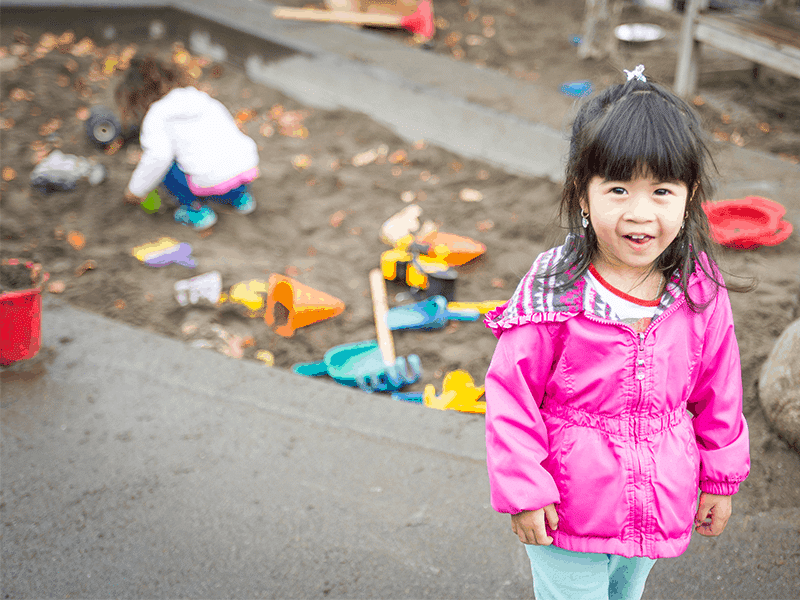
[
  {"xmin": 703, "ymin": 13, "xmax": 800, "ymax": 49},
  {"xmin": 695, "ymin": 20, "xmax": 800, "ymax": 76},
  {"xmin": 675, "ymin": 0, "xmax": 704, "ymax": 97}
]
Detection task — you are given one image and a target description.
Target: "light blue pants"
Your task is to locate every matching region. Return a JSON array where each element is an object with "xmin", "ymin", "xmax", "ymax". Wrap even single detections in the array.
[{"xmin": 525, "ymin": 544, "xmax": 656, "ymax": 600}]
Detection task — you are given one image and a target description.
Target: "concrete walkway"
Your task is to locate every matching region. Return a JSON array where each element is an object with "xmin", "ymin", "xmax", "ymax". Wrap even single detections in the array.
[
  {"xmin": 2, "ymin": 299, "xmax": 799, "ymax": 599},
  {"xmin": 1, "ymin": 1, "xmax": 799, "ymax": 597}
]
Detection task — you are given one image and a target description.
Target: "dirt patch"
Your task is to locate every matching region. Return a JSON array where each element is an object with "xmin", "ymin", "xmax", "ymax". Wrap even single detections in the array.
[
  {"xmin": 1, "ymin": 1, "xmax": 799, "ymax": 513},
  {"xmin": 0, "ymin": 262, "xmax": 35, "ymax": 292}
]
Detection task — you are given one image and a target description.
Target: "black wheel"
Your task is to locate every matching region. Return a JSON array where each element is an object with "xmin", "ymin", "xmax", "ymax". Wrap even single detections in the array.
[{"xmin": 86, "ymin": 106, "xmax": 122, "ymax": 146}]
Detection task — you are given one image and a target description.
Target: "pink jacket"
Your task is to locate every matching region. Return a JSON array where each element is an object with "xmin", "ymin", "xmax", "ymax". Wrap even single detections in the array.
[{"xmin": 484, "ymin": 239, "xmax": 750, "ymax": 559}]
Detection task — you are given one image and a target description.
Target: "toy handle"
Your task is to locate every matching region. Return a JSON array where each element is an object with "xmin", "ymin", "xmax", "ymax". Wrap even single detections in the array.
[
  {"xmin": 292, "ymin": 361, "xmax": 329, "ymax": 377},
  {"xmin": 272, "ymin": 6, "xmax": 400, "ymax": 26},
  {"xmin": 369, "ymin": 268, "xmax": 396, "ymax": 366}
]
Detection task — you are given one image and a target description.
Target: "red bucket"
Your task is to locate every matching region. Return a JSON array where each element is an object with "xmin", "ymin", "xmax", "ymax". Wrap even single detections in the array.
[{"xmin": 0, "ymin": 259, "xmax": 50, "ymax": 366}]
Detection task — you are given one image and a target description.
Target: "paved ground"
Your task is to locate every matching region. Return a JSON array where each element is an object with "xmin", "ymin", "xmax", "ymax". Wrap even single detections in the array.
[
  {"xmin": 2, "ymin": 0, "xmax": 800, "ymax": 598},
  {"xmin": 2, "ymin": 299, "xmax": 799, "ymax": 599}
]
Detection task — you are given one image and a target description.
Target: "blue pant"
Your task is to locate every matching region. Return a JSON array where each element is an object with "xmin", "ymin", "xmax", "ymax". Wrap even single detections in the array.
[
  {"xmin": 525, "ymin": 544, "xmax": 656, "ymax": 600},
  {"xmin": 163, "ymin": 162, "xmax": 247, "ymax": 208}
]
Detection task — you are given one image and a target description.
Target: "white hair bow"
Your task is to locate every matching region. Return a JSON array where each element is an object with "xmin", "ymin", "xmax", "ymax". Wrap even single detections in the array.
[{"xmin": 624, "ymin": 64, "xmax": 647, "ymax": 82}]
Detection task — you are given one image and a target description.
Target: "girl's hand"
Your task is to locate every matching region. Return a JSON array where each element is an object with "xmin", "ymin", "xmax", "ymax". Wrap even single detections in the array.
[
  {"xmin": 511, "ymin": 504, "xmax": 559, "ymax": 545},
  {"xmin": 694, "ymin": 492, "xmax": 732, "ymax": 537},
  {"xmin": 124, "ymin": 190, "xmax": 144, "ymax": 205}
]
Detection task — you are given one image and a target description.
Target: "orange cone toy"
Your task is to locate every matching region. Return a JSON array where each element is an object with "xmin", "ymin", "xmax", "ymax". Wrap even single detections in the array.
[{"xmin": 265, "ymin": 274, "xmax": 345, "ymax": 337}]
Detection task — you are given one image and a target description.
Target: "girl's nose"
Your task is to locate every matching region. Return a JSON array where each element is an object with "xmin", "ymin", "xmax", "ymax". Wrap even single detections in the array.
[{"xmin": 625, "ymin": 195, "xmax": 655, "ymax": 221}]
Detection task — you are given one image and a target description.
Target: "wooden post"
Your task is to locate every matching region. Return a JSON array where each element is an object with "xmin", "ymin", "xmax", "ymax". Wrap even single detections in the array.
[
  {"xmin": 578, "ymin": 0, "xmax": 623, "ymax": 61},
  {"xmin": 674, "ymin": 0, "xmax": 704, "ymax": 97}
]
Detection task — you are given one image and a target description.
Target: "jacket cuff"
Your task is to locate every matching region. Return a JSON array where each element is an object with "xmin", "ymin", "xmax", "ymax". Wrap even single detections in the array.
[{"xmin": 699, "ymin": 480, "xmax": 740, "ymax": 495}]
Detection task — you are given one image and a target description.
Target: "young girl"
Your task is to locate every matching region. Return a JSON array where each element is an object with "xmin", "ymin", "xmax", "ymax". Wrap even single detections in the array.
[
  {"xmin": 484, "ymin": 66, "xmax": 751, "ymax": 600},
  {"xmin": 118, "ymin": 57, "xmax": 260, "ymax": 231}
]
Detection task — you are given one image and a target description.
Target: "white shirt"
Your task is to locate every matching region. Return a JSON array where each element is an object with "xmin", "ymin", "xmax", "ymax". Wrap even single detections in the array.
[
  {"xmin": 127, "ymin": 87, "xmax": 259, "ymax": 197},
  {"xmin": 585, "ymin": 265, "xmax": 660, "ymax": 333}
]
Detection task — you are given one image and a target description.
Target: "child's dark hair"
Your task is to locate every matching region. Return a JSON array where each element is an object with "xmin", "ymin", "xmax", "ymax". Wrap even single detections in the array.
[
  {"xmin": 555, "ymin": 76, "xmax": 753, "ymax": 311},
  {"xmin": 114, "ymin": 57, "xmax": 191, "ymax": 127}
]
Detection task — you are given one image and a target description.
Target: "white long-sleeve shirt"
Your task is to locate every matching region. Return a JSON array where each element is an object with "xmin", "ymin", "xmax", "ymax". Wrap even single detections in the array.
[{"xmin": 126, "ymin": 87, "xmax": 259, "ymax": 197}]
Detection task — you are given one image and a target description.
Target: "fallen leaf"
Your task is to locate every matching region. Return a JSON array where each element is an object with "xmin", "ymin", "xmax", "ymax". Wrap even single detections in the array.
[
  {"xmin": 483, "ymin": 27, "xmax": 496, "ymax": 38},
  {"xmin": 445, "ymin": 31, "xmax": 462, "ymax": 47},
  {"xmin": 459, "ymin": 188, "xmax": 483, "ymax": 202},
  {"xmin": 450, "ymin": 161, "xmax": 463, "ymax": 172},
  {"xmin": 388, "ymin": 149, "xmax": 408, "ymax": 164},
  {"xmin": 259, "ymin": 122, "xmax": 275, "ymax": 137},
  {"xmin": 329, "ymin": 210, "xmax": 346, "ymax": 227},
  {"xmin": 38, "ymin": 117, "xmax": 62, "ymax": 136},
  {"xmin": 57, "ymin": 31, "xmax": 75, "ymax": 50},
  {"xmin": 391, "ymin": 166, "xmax": 402, "ymax": 177},
  {"xmin": 9, "ymin": 88, "xmax": 28, "ymax": 102},
  {"xmin": 419, "ymin": 170, "xmax": 431, "ymax": 182},
  {"xmin": 0, "ymin": 118, "xmax": 15, "ymax": 130},
  {"xmin": 70, "ymin": 37, "xmax": 94, "ymax": 57},
  {"xmin": 2, "ymin": 167, "xmax": 16, "ymax": 181},
  {"xmin": 255, "ymin": 350, "xmax": 275, "ymax": 366},
  {"xmin": 758, "ymin": 122, "xmax": 770, "ymax": 133},
  {"xmin": 400, "ymin": 190, "xmax": 416, "ymax": 203},
  {"xmin": 47, "ymin": 280, "xmax": 66, "ymax": 294},
  {"xmin": 38, "ymin": 33, "xmax": 57, "ymax": 50},
  {"xmin": 491, "ymin": 277, "xmax": 505, "ymax": 288},
  {"xmin": 692, "ymin": 96, "xmax": 705, "ymax": 106},
  {"xmin": 105, "ymin": 138, "xmax": 123, "ymax": 155},
  {"xmin": 114, "ymin": 299, "xmax": 126, "ymax": 310},
  {"xmin": 144, "ymin": 293, "xmax": 154, "ymax": 302},
  {"xmin": 57, "ymin": 74, "xmax": 70, "ymax": 87},
  {"xmin": 465, "ymin": 34, "xmax": 485, "ymax": 46},
  {"xmin": 75, "ymin": 106, "xmax": 90, "ymax": 120},
  {"xmin": 285, "ymin": 265, "xmax": 299, "ymax": 277},
  {"xmin": 291, "ymin": 154, "xmax": 312, "ymax": 170},
  {"xmin": 412, "ymin": 139, "xmax": 426, "ymax": 150},
  {"xmin": 67, "ymin": 230, "xmax": 85, "ymax": 250},
  {"xmin": 74, "ymin": 259, "xmax": 96, "ymax": 277},
  {"xmin": 477, "ymin": 219, "xmax": 494, "ymax": 232},
  {"xmin": 181, "ymin": 322, "xmax": 198, "ymax": 336},
  {"xmin": 721, "ymin": 114, "xmax": 732, "ymax": 124},
  {"xmin": 352, "ymin": 148, "xmax": 378, "ymax": 167},
  {"xmin": 103, "ymin": 56, "xmax": 118, "ymax": 75},
  {"xmin": 235, "ymin": 108, "xmax": 256, "ymax": 123},
  {"xmin": 477, "ymin": 169, "xmax": 490, "ymax": 180},
  {"xmin": 464, "ymin": 9, "xmax": 479, "ymax": 22},
  {"xmin": 53, "ymin": 226, "xmax": 65, "ymax": 240}
]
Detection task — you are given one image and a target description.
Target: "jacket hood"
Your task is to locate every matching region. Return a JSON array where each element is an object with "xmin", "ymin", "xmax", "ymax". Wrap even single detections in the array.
[{"xmin": 485, "ymin": 234, "xmax": 698, "ymax": 338}]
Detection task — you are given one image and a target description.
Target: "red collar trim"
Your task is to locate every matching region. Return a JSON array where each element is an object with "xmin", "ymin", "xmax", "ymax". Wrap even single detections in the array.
[{"xmin": 588, "ymin": 264, "xmax": 662, "ymax": 307}]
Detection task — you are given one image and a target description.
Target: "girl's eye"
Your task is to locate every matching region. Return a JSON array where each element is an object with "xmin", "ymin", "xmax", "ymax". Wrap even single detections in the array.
[
  {"xmin": 610, "ymin": 187, "xmax": 626, "ymax": 195},
  {"xmin": 654, "ymin": 188, "xmax": 672, "ymax": 196}
]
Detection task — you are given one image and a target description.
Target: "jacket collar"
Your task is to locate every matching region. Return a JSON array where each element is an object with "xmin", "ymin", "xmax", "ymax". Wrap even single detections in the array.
[{"xmin": 485, "ymin": 235, "xmax": 684, "ymax": 337}]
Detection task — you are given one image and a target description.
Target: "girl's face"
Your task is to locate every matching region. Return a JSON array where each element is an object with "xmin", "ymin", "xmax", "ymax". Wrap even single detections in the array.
[{"xmin": 581, "ymin": 174, "xmax": 689, "ymax": 280}]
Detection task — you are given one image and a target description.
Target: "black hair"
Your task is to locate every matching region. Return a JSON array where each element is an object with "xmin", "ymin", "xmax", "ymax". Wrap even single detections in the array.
[
  {"xmin": 114, "ymin": 57, "xmax": 190, "ymax": 128},
  {"xmin": 553, "ymin": 76, "xmax": 753, "ymax": 312}
]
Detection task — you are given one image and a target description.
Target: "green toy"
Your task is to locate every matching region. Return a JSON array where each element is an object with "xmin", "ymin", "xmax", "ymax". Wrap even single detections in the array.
[{"xmin": 141, "ymin": 189, "xmax": 161, "ymax": 214}]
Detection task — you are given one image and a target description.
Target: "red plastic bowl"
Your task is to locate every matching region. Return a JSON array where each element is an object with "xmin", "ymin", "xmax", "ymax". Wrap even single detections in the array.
[
  {"xmin": 0, "ymin": 259, "xmax": 49, "ymax": 366},
  {"xmin": 703, "ymin": 196, "xmax": 793, "ymax": 249}
]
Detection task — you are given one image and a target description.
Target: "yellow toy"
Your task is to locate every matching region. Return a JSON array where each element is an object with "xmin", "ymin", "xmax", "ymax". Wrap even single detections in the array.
[{"xmin": 423, "ymin": 370, "xmax": 486, "ymax": 414}]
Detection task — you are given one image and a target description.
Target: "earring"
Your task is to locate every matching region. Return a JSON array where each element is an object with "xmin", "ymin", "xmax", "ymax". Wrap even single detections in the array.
[{"xmin": 580, "ymin": 209, "xmax": 589, "ymax": 229}]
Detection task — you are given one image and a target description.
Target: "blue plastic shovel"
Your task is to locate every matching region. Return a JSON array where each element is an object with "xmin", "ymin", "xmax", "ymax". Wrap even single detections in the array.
[{"xmin": 386, "ymin": 295, "xmax": 480, "ymax": 331}]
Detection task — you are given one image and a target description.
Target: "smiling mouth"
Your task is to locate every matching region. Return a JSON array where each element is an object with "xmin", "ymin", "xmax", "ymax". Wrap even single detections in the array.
[{"xmin": 624, "ymin": 234, "xmax": 654, "ymax": 245}]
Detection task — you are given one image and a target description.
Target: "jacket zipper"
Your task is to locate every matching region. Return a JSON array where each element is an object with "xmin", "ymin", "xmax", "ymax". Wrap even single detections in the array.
[{"xmin": 583, "ymin": 297, "xmax": 687, "ymax": 555}]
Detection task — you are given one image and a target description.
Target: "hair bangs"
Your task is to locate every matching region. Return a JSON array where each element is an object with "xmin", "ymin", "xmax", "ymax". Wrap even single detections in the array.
[{"xmin": 582, "ymin": 93, "xmax": 701, "ymax": 187}]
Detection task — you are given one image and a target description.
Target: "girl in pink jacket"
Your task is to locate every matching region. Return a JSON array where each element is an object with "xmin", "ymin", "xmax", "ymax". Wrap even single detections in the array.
[{"xmin": 484, "ymin": 66, "xmax": 751, "ymax": 600}]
